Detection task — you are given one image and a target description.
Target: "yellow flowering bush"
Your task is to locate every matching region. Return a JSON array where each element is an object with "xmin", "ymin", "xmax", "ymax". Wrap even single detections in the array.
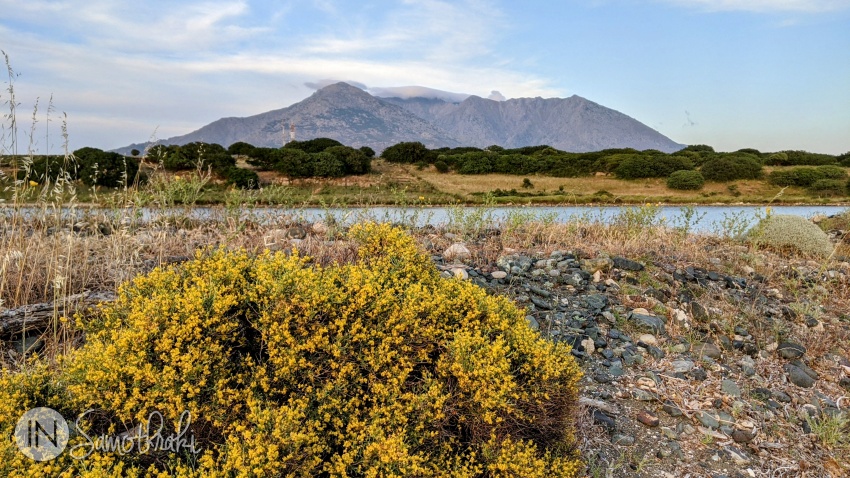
[{"xmin": 0, "ymin": 223, "xmax": 582, "ymax": 477}]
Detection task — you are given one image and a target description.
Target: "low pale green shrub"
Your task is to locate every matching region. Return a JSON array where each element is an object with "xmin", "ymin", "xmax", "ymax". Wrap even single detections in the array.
[{"xmin": 746, "ymin": 214, "xmax": 834, "ymax": 257}]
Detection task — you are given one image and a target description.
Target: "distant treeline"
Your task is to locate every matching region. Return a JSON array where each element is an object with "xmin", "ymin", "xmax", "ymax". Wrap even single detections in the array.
[{"xmin": 381, "ymin": 141, "xmax": 850, "ymax": 193}]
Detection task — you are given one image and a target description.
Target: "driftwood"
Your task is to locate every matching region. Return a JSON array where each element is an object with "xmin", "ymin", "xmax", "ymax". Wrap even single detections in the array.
[{"xmin": 0, "ymin": 291, "xmax": 116, "ymax": 339}]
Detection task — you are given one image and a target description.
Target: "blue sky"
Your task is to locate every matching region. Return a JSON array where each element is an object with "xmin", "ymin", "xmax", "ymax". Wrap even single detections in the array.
[{"xmin": 1, "ymin": 0, "xmax": 848, "ymax": 154}]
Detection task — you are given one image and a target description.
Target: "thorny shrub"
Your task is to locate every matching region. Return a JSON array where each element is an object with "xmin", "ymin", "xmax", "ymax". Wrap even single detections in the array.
[{"xmin": 0, "ymin": 223, "xmax": 582, "ymax": 477}]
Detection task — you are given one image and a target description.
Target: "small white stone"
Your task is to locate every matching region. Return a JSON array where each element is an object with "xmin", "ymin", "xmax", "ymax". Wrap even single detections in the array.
[
  {"xmin": 592, "ymin": 270, "xmax": 603, "ymax": 283},
  {"xmin": 443, "ymin": 243, "xmax": 471, "ymax": 262},
  {"xmin": 451, "ymin": 268, "xmax": 469, "ymax": 280},
  {"xmin": 638, "ymin": 334, "xmax": 658, "ymax": 346},
  {"xmin": 581, "ymin": 338, "xmax": 595, "ymax": 354},
  {"xmin": 491, "ymin": 271, "xmax": 507, "ymax": 279}
]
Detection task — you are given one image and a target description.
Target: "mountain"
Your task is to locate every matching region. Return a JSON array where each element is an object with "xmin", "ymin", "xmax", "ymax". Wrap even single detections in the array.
[
  {"xmin": 118, "ymin": 82, "xmax": 461, "ymax": 154},
  {"xmin": 117, "ymin": 82, "xmax": 683, "ymax": 155},
  {"xmin": 383, "ymin": 95, "xmax": 683, "ymax": 153}
]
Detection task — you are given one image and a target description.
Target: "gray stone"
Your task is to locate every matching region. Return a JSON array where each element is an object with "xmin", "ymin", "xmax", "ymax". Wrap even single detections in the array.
[
  {"xmin": 785, "ymin": 364, "xmax": 816, "ymax": 388},
  {"xmin": 629, "ymin": 312, "xmax": 667, "ymax": 335},
  {"xmin": 497, "ymin": 254, "xmax": 533, "ymax": 273},
  {"xmin": 721, "ymin": 380, "xmax": 742, "ymax": 398},
  {"xmin": 732, "ymin": 429, "xmax": 755, "ymax": 443},
  {"xmin": 690, "ymin": 301, "xmax": 710, "ymax": 321},
  {"xmin": 287, "ymin": 225, "xmax": 308, "ymax": 239},
  {"xmin": 697, "ymin": 411, "xmax": 720, "ymax": 429},
  {"xmin": 613, "ymin": 256, "xmax": 644, "ymax": 271},
  {"xmin": 671, "ymin": 360, "xmax": 695, "ymax": 374},
  {"xmin": 777, "ymin": 341, "xmax": 806, "ymax": 360},
  {"xmin": 611, "ymin": 434, "xmax": 635, "ymax": 446},
  {"xmin": 525, "ymin": 315, "xmax": 540, "ymax": 331},
  {"xmin": 790, "ymin": 360, "xmax": 819, "ymax": 380},
  {"xmin": 694, "ymin": 342, "xmax": 722, "ymax": 360},
  {"xmin": 663, "ymin": 400, "xmax": 683, "ymax": 417},
  {"xmin": 724, "ymin": 446, "xmax": 750, "ymax": 465},
  {"xmin": 633, "ymin": 389, "xmax": 656, "ymax": 401},
  {"xmin": 491, "ymin": 270, "xmax": 507, "ymax": 280},
  {"xmin": 584, "ymin": 294, "xmax": 608, "ymax": 311}
]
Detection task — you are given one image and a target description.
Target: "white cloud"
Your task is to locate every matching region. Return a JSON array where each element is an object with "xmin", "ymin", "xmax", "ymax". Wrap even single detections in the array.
[
  {"xmin": 369, "ymin": 86, "xmax": 470, "ymax": 102},
  {"xmin": 488, "ymin": 90, "xmax": 506, "ymax": 101},
  {"xmin": 662, "ymin": 0, "xmax": 850, "ymax": 12}
]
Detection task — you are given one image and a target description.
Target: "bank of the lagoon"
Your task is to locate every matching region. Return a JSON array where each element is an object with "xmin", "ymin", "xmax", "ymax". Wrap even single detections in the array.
[{"xmin": 4, "ymin": 204, "xmax": 847, "ymax": 234}]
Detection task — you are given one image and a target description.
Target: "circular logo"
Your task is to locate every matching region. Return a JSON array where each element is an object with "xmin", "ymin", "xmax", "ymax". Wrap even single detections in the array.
[{"xmin": 14, "ymin": 407, "xmax": 69, "ymax": 461}]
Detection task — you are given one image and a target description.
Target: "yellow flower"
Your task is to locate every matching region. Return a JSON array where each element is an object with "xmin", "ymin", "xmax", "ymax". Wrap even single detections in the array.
[{"xmin": 29, "ymin": 180, "xmax": 38, "ymax": 187}]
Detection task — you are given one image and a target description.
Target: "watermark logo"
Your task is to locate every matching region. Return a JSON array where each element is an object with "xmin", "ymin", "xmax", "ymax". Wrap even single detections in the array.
[
  {"xmin": 14, "ymin": 408, "xmax": 201, "ymax": 461},
  {"xmin": 14, "ymin": 407, "xmax": 70, "ymax": 462}
]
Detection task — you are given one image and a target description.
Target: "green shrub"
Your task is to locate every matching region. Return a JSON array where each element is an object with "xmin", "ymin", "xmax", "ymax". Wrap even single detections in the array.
[
  {"xmin": 16, "ymin": 155, "xmax": 76, "ymax": 182},
  {"xmin": 613, "ymin": 155, "xmax": 693, "ymax": 179},
  {"xmin": 768, "ymin": 166, "xmax": 847, "ymax": 187},
  {"xmin": 0, "ymin": 224, "xmax": 582, "ymax": 476},
  {"xmin": 312, "ymin": 151, "xmax": 345, "ymax": 177},
  {"xmin": 359, "ymin": 145, "xmax": 376, "ymax": 158},
  {"xmin": 381, "ymin": 141, "xmax": 434, "ymax": 164},
  {"xmin": 283, "ymin": 137, "xmax": 343, "ymax": 154},
  {"xmin": 325, "ymin": 145, "xmax": 371, "ymax": 175},
  {"xmin": 666, "ymin": 170, "xmax": 705, "ymax": 190},
  {"xmin": 434, "ymin": 160, "xmax": 449, "ymax": 173},
  {"xmin": 700, "ymin": 155, "xmax": 762, "ymax": 181},
  {"xmin": 746, "ymin": 214, "xmax": 834, "ymax": 257},
  {"xmin": 74, "ymin": 147, "xmax": 143, "ymax": 187},
  {"xmin": 224, "ymin": 167, "xmax": 260, "ymax": 189},
  {"xmin": 226, "ymin": 141, "xmax": 255, "ymax": 156},
  {"xmin": 807, "ymin": 179, "xmax": 846, "ymax": 197}
]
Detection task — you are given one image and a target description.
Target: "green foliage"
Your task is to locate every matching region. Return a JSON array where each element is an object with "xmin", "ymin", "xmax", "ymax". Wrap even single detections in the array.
[
  {"xmin": 359, "ymin": 145, "xmax": 376, "ymax": 158},
  {"xmin": 667, "ymin": 170, "xmax": 705, "ymax": 190},
  {"xmin": 382, "ymin": 141, "xmax": 434, "ymax": 164},
  {"xmin": 613, "ymin": 154, "xmax": 693, "ymax": 179},
  {"xmin": 770, "ymin": 150, "xmax": 837, "ymax": 166},
  {"xmin": 227, "ymin": 141, "xmax": 255, "ymax": 156},
  {"xmin": 807, "ymin": 179, "xmax": 846, "ymax": 197},
  {"xmin": 700, "ymin": 154, "xmax": 762, "ymax": 181},
  {"xmin": 16, "ymin": 155, "xmax": 75, "ymax": 182},
  {"xmin": 746, "ymin": 214, "xmax": 834, "ymax": 257},
  {"xmin": 435, "ymin": 160, "xmax": 449, "ymax": 173},
  {"xmin": 0, "ymin": 224, "xmax": 582, "ymax": 476},
  {"xmin": 284, "ymin": 137, "xmax": 343, "ymax": 154},
  {"xmin": 312, "ymin": 151, "xmax": 345, "ymax": 177},
  {"xmin": 522, "ymin": 178, "xmax": 534, "ymax": 189},
  {"xmin": 678, "ymin": 144, "xmax": 715, "ymax": 154},
  {"xmin": 271, "ymin": 148, "xmax": 314, "ymax": 178},
  {"xmin": 838, "ymin": 151, "xmax": 850, "ymax": 166},
  {"xmin": 767, "ymin": 166, "xmax": 847, "ymax": 187},
  {"xmin": 73, "ymin": 147, "xmax": 143, "ymax": 188},
  {"xmin": 130, "ymin": 148, "xmax": 140, "ymax": 157},
  {"xmin": 325, "ymin": 145, "xmax": 371, "ymax": 175},
  {"xmin": 224, "ymin": 167, "xmax": 260, "ymax": 189}
]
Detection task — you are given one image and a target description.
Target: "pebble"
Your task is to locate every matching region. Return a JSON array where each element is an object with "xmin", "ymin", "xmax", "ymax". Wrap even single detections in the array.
[
  {"xmin": 491, "ymin": 270, "xmax": 507, "ymax": 279},
  {"xmin": 443, "ymin": 243, "xmax": 471, "ymax": 262},
  {"xmin": 694, "ymin": 342, "xmax": 722, "ymax": 360},
  {"xmin": 671, "ymin": 359, "xmax": 695, "ymax": 373},
  {"xmin": 637, "ymin": 410, "xmax": 660, "ymax": 427},
  {"xmin": 785, "ymin": 364, "xmax": 815, "ymax": 388},
  {"xmin": 638, "ymin": 333, "xmax": 658, "ymax": 346},
  {"xmin": 777, "ymin": 341, "xmax": 806, "ymax": 360},
  {"xmin": 697, "ymin": 411, "xmax": 720, "ymax": 429},
  {"xmin": 721, "ymin": 379, "xmax": 742, "ymax": 398}
]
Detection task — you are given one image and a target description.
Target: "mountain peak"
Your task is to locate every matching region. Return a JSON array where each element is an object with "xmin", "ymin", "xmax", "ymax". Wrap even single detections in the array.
[{"xmin": 116, "ymin": 85, "xmax": 683, "ymax": 154}]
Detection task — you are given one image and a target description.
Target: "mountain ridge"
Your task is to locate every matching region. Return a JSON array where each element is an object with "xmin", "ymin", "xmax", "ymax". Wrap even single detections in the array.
[{"xmin": 116, "ymin": 82, "xmax": 684, "ymax": 155}]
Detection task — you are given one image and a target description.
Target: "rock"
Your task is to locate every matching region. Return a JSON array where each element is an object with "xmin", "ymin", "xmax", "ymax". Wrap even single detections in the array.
[
  {"xmin": 491, "ymin": 270, "xmax": 507, "ymax": 280},
  {"xmin": 721, "ymin": 379, "xmax": 742, "ymax": 398},
  {"xmin": 663, "ymin": 400, "xmax": 683, "ymax": 417},
  {"xmin": 777, "ymin": 341, "xmax": 806, "ymax": 360},
  {"xmin": 629, "ymin": 312, "xmax": 667, "ymax": 335},
  {"xmin": 613, "ymin": 256, "xmax": 644, "ymax": 271},
  {"xmin": 287, "ymin": 225, "xmax": 308, "ymax": 239},
  {"xmin": 611, "ymin": 434, "xmax": 635, "ymax": 446},
  {"xmin": 633, "ymin": 389, "xmax": 656, "ymax": 401},
  {"xmin": 732, "ymin": 429, "xmax": 755, "ymax": 443},
  {"xmin": 263, "ymin": 229, "xmax": 288, "ymax": 250},
  {"xmin": 724, "ymin": 446, "xmax": 750, "ymax": 465},
  {"xmin": 638, "ymin": 334, "xmax": 658, "ymax": 347},
  {"xmin": 525, "ymin": 315, "xmax": 540, "ymax": 331},
  {"xmin": 671, "ymin": 359, "xmax": 694, "ymax": 373},
  {"xmin": 581, "ymin": 256, "xmax": 613, "ymax": 273},
  {"xmin": 694, "ymin": 342, "xmax": 722, "ymax": 360},
  {"xmin": 637, "ymin": 410, "xmax": 660, "ymax": 427},
  {"xmin": 581, "ymin": 338, "xmax": 596, "ymax": 355},
  {"xmin": 690, "ymin": 301, "xmax": 710, "ymax": 321},
  {"xmin": 497, "ymin": 254, "xmax": 533, "ymax": 273},
  {"xmin": 311, "ymin": 221, "xmax": 329, "ymax": 235},
  {"xmin": 443, "ymin": 243, "xmax": 471, "ymax": 262},
  {"xmin": 592, "ymin": 410, "xmax": 616, "ymax": 432},
  {"xmin": 790, "ymin": 359, "xmax": 819, "ymax": 380},
  {"xmin": 697, "ymin": 411, "xmax": 720, "ymax": 429},
  {"xmin": 785, "ymin": 364, "xmax": 816, "ymax": 388},
  {"xmin": 584, "ymin": 294, "xmax": 608, "ymax": 311},
  {"xmin": 450, "ymin": 268, "xmax": 468, "ymax": 280}
]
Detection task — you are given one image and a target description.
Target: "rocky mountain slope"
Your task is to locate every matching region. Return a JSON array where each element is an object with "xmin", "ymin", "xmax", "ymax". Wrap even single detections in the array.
[{"xmin": 118, "ymin": 82, "xmax": 684, "ymax": 155}]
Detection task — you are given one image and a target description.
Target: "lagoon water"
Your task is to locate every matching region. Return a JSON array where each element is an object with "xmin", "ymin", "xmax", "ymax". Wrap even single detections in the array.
[{"xmin": 9, "ymin": 204, "xmax": 844, "ymax": 235}]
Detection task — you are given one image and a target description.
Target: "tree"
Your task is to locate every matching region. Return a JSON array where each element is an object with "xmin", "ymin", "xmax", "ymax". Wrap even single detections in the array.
[
  {"xmin": 325, "ymin": 146, "xmax": 371, "ymax": 175},
  {"xmin": 130, "ymin": 149, "xmax": 140, "ymax": 157},
  {"xmin": 74, "ymin": 147, "xmax": 143, "ymax": 188},
  {"xmin": 312, "ymin": 151, "xmax": 345, "ymax": 178},
  {"xmin": 381, "ymin": 141, "xmax": 433, "ymax": 163},
  {"xmin": 227, "ymin": 141, "xmax": 256, "ymax": 156},
  {"xmin": 359, "ymin": 146, "xmax": 376, "ymax": 158},
  {"xmin": 284, "ymin": 137, "xmax": 343, "ymax": 154},
  {"xmin": 700, "ymin": 154, "xmax": 762, "ymax": 181}
]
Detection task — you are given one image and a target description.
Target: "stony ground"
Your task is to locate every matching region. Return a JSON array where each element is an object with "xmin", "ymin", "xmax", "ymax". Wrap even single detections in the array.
[
  {"xmin": 2, "ymin": 214, "xmax": 849, "ymax": 477},
  {"xmin": 424, "ymin": 226, "xmax": 850, "ymax": 478}
]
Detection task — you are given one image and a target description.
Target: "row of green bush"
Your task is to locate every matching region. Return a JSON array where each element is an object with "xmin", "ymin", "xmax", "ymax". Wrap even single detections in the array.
[{"xmin": 20, "ymin": 148, "xmax": 145, "ymax": 188}]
